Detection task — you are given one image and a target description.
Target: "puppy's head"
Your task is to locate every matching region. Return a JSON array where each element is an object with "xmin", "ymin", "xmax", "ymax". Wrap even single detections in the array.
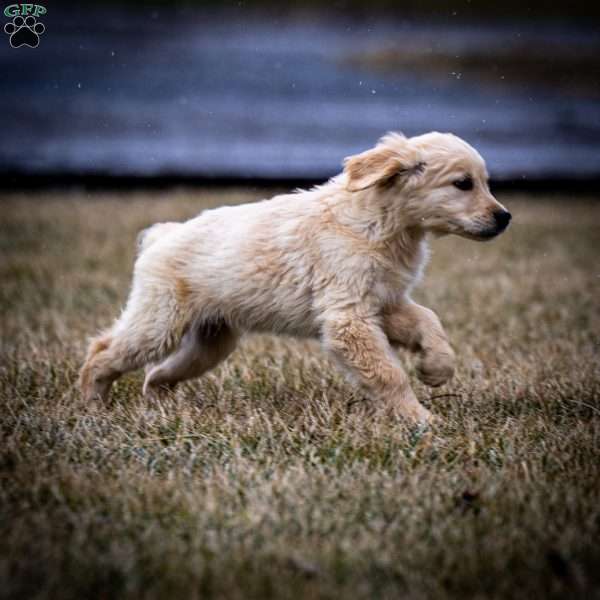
[{"xmin": 344, "ymin": 132, "xmax": 511, "ymax": 241}]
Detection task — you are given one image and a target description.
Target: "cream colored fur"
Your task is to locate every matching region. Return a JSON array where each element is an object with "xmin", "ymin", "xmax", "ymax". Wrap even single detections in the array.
[{"xmin": 80, "ymin": 131, "xmax": 510, "ymax": 424}]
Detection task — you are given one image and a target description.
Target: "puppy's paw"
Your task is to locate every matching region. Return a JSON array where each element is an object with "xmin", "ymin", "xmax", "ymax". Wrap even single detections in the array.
[
  {"xmin": 406, "ymin": 402, "xmax": 433, "ymax": 425},
  {"xmin": 143, "ymin": 368, "xmax": 159, "ymax": 396},
  {"xmin": 143, "ymin": 366, "xmax": 177, "ymax": 396},
  {"xmin": 80, "ymin": 373, "xmax": 113, "ymax": 403},
  {"xmin": 417, "ymin": 347, "xmax": 455, "ymax": 387},
  {"xmin": 389, "ymin": 389, "xmax": 433, "ymax": 426}
]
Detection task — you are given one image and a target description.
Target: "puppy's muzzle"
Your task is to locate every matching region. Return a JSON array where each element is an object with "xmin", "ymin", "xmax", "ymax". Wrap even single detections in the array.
[
  {"xmin": 493, "ymin": 210, "xmax": 512, "ymax": 232},
  {"xmin": 478, "ymin": 210, "xmax": 511, "ymax": 239}
]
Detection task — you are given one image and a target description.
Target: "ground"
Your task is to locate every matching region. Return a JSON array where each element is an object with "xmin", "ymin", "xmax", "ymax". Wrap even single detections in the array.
[{"xmin": 0, "ymin": 189, "xmax": 599, "ymax": 600}]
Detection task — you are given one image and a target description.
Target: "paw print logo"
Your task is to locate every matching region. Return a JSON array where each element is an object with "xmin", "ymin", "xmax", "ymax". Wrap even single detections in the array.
[{"xmin": 4, "ymin": 15, "xmax": 45, "ymax": 48}]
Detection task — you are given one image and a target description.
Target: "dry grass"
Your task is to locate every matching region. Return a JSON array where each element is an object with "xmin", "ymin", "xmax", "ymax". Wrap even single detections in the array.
[{"xmin": 1, "ymin": 189, "xmax": 599, "ymax": 600}]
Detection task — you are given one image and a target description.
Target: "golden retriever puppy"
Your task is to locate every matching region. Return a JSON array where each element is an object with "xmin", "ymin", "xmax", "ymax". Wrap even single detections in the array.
[{"xmin": 80, "ymin": 132, "xmax": 511, "ymax": 424}]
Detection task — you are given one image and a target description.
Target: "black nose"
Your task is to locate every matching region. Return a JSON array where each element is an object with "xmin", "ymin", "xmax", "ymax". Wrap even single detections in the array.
[{"xmin": 493, "ymin": 210, "xmax": 511, "ymax": 230}]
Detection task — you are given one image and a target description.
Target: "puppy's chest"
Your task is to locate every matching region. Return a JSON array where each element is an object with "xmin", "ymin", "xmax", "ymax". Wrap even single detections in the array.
[
  {"xmin": 371, "ymin": 268, "xmax": 417, "ymax": 305},
  {"xmin": 371, "ymin": 238, "xmax": 429, "ymax": 302}
]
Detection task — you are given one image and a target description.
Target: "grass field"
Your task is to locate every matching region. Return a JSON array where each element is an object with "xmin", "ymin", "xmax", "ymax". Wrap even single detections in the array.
[{"xmin": 1, "ymin": 189, "xmax": 599, "ymax": 599}]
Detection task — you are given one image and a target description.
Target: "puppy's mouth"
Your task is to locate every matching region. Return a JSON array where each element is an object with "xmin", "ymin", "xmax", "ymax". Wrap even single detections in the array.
[
  {"xmin": 462, "ymin": 211, "xmax": 512, "ymax": 241},
  {"xmin": 473, "ymin": 227, "xmax": 504, "ymax": 240},
  {"xmin": 461, "ymin": 227, "xmax": 506, "ymax": 242}
]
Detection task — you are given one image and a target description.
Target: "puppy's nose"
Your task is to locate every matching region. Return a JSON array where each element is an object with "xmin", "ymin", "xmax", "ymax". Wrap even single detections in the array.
[{"xmin": 493, "ymin": 210, "xmax": 511, "ymax": 231}]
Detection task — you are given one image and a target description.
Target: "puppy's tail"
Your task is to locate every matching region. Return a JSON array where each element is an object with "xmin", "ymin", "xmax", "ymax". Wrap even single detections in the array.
[{"xmin": 136, "ymin": 222, "xmax": 181, "ymax": 255}]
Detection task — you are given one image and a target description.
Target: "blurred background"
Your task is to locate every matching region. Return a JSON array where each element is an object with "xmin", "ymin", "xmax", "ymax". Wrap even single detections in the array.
[{"xmin": 1, "ymin": 0, "xmax": 599, "ymax": 188}]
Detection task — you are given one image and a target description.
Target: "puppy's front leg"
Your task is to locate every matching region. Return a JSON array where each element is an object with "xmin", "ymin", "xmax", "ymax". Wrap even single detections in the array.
[
  {"xmin": 321, "ymin": 311, "xmax": 431, "ymax": 424},
  {"xmin": 382, "ymin": 302, "xmax": 455, "ymax": 387}
]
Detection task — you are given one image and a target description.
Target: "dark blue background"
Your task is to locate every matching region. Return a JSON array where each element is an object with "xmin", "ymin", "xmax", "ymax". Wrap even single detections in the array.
[{"xmin": 1, "ymin": 5, "xmax": 599, "ymax": 180}]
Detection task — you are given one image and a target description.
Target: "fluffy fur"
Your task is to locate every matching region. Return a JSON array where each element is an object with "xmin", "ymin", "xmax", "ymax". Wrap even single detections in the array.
[{"xmin": 80, "ymin": 131, "xmax": 511, "ymax": 424}]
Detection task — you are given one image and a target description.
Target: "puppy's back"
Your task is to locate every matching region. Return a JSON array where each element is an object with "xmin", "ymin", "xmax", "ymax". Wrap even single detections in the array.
[{"xmin": 137, "ymin": 222, "xmax": 182, "ymax": 255}]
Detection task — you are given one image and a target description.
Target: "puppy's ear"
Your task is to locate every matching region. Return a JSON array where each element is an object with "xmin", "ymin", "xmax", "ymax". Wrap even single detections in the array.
[
  {"xmin": 344, "ymin": 136, "xmax": 423, "ymax": 192},
  {"xmin": 344, "ymin": 147, "xmax": 403, "ymax": 192}
]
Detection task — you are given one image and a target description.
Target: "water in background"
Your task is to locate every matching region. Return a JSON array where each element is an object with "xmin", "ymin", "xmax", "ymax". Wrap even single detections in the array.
[{"xmin": 1, "ymin": 6, "xmax": 599, "ymax": 180}]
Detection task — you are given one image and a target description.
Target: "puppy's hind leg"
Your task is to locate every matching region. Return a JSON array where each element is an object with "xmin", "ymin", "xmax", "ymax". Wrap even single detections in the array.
[
  {"xmin": 142, "ymin": 327, "xmax": 200, "ymax": 395},
  {"xmin": 80, "ymin": 331, "xmax": 118, "ymax": 402},
  {"xmin": 80, "ymin": 289, "xmax": 189, "ymax": 403},
  {"xmin": 80, "ymin": 323, "xmax": 178, "ymax": 403},
  {"xmin": 80, "ymin": 326, "xmax": 149, "ymax": 403},
  {"xmin": 143, "ymin": 321, "xmax": 238, "ymax": 395}
]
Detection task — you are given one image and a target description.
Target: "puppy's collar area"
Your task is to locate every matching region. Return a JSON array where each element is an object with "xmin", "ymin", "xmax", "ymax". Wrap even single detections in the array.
[{"xmin": 322, "ymin": 205, "xmax": 427, "ymax": 273}]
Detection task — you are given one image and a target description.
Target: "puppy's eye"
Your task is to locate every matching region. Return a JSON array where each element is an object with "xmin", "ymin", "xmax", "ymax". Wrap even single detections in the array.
[{"xmin": 453, "ymin": 177, "xmax": 473, "ymax": 191}]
